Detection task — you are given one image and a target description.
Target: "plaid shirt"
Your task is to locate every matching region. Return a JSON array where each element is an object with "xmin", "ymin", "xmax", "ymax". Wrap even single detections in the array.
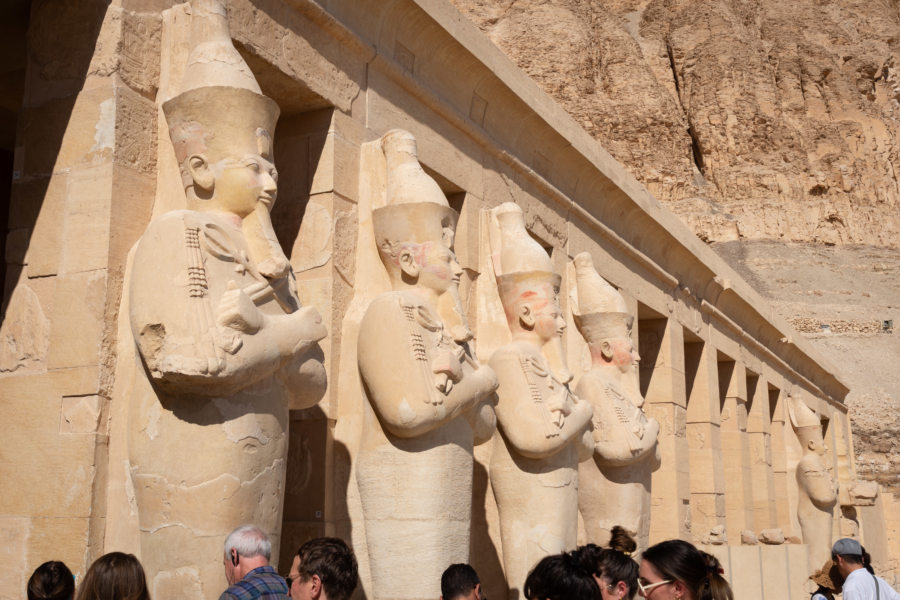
[{"xmin": 219, "ymin": 566, "xmax": 289, "ymax": 600}]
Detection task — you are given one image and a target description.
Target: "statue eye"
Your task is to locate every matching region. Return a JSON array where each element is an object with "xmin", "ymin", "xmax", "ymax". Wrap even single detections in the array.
[
  {"xmin": 245, "ymin": 160, "xmax": 261, "ymax": 172},
  {"xmin": 269, "ymin": 168, "xmax": 279, "ymax": 182}
]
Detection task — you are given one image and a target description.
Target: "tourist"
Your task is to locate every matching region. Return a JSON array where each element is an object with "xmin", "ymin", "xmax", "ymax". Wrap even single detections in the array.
[
  {"xmin": 831, "ymin": 538, "xmax": 900, "ymax": 600},
  {"xmin": 220, "ymin": 525, "xmax": 288, "ymax": 600},
  {"xmin": 523, "ymin": 550, "xmax": 601, "ymax": 600},
  {"xmin": 75, "ymin": 552, "xmax": 149, "ymax": 600},
  {"xmin": 28, "ymin": 561, "xmax": 75, "ymax": 600},
  {"xmin": 638, "ymin": 539, "xmax": 733, "ymax": 600},
  {"xmin": 286, "ymin": 537, "xmax": 357, "ymax": 600},
  {"xmin": 809, "ymin": 558, "xmax": 842, "ymax": 600},
  {"xmin": 579, "ymin": 526, "xmax": 640, "ymax": 600},
  {"xmin": 441, "ymin": 564, "xmax": 484, "ymax": 600}
]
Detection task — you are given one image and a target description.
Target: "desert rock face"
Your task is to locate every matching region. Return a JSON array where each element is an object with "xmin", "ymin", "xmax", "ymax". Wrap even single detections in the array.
[{"xmin": 449, "ymin": 0, "xmax": 900, "ymax": 496}]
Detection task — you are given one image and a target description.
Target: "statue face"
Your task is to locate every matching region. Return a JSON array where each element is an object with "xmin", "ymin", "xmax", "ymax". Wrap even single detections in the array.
[
  {"xmin": 531, "ymin": 295, "xmax": 566, "ymax": 345},
  {"xmin": 608, "ymin": 336, "xmax": 640, "ymax": 374},
  {"xmin": 416, "ymin": 241, "xmax": 462, "ymax": 296},
  {"xmin": 213, "ymin": 153, "xmax": 278, "ymax": 217}
]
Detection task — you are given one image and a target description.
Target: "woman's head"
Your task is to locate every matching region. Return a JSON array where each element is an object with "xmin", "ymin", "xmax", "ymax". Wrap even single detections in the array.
[
  {"xmin": 579, "ymin": 527, "xmax": 639, "ymax": 600},
  {"xmin": 524, "ymin": 550, "xmax": 601, "ymax": 600},
  {"xmin": 639, "ymin": 540, "xmax": 732, "ymax": 600},
  {"xmin": 75, "ymin": 552, "xmax": 150, "ymax": 600},
  {"xmin": 28, "ymin": 561, "xmax": 74, "ymax": 600}
]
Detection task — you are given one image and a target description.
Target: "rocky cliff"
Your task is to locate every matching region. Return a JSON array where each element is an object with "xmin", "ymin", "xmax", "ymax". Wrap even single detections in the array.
[{"xmin": 449, "ymin": 0, "xmax": 900, "ymax": 499}]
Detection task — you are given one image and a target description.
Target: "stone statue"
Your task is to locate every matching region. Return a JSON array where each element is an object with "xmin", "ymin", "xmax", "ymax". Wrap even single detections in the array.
[
  {"xmin": 570, "ymin": 252, "xmax": 660, "ymax": 550},
  {"xmin": 125, "ymin": 0, "xmax": 326, "ymax": 594},
  {"xmin": 356, "ymin": 130, "xmax": 499, "ymax": 600},
  {"xmin": 487, "ymin": 203, "xmax": 594, "ymax": 597},
  {"xmin": 789, "ymin": 395, "xmax": 837, "ymax": 573}
]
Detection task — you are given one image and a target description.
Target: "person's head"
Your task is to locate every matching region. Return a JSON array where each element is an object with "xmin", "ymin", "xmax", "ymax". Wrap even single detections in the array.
[
  {"xmin": 74, "ymin": 552, "xmax": 149, "ymax": 600},
  {"xmin": 831, "ymin": 538, "xmax": 872, "ymax": 577},
  {"xmin": 523, "ymin": 550, "xmax": 601, "ymax": 600},
  {"xmin": 223, "ymin": 524, "xmax": 272, "ymax": 585},
  {"xmin": 28, "ymin": 561, "xmax": 74, "ymax": 600},
  {"xmin": 288, "ymin": 537, "xmax": 358, "ymax": 600},
  {"xmin": 579, "ymin": 527, "xmax": 639, "ymax": 600},
  {"xmin": 440, "ymin": 564, "xmax": 483, "ymax": 600},
  {"xmin": 639, "ymin": 540, "xmax": 732, "ymax": 600}
]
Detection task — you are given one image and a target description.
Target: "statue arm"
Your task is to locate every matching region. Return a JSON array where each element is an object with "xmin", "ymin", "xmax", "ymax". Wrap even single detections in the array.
[
  {"xmin": 491, "ymin": 350, "xmax": 593, "ymax": 460},
  {"xmin": 129, "ymin": 215, "xmax": 326, "ymax": 397},
  {"xmin": 799, "ymin": 461, "xmax": 837, "ymax": 508},
  {"xmin": 358, "ymin": 296, "xmax": 498, "ymax": 439},
  {"xmin": 576, "ymin": 377, "xmax": 659, "ymax": 467}
]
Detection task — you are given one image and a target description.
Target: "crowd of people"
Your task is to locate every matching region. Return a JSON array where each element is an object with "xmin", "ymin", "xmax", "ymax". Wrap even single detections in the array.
[{"xmin": 25, "ymin": 525, "xmax": 899, "ymax": 600}]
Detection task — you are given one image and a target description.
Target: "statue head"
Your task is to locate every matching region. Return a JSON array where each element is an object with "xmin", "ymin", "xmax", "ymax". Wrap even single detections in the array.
[
  {"xmin": 493, "ymin": 203, "xmax": 570, "ymax": 378},
  {"xmin": 162, "ymin": 0, "xmax": 289, "ymax": 278},
  {"xmin": 373, "ymin": 130, "xmax": 467, "ymax": 317},
  {"xmin": 788, "ymin": 395, "xmax": 827, "ymax": 456},
  {"xmin": 571, "ymin": 252, "xmax": 639, "ymax": 375}
]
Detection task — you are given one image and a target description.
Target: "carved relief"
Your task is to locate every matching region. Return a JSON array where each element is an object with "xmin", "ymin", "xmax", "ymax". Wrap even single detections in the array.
[
  {"xmin": 124, "ymin": 0, "xmax": 326, "ymax": 595},
  {"xmin": 789, "ymin": 395, "xmax": 837, "ymax": 573},
  {"xmin": 570, "ymin": 252, "xmax": 660, "ymax": 551},
  {"xmin": 487, "ymin": 203, "xmax": 594, "ymax": 596},
  {"xmin": 356, "ymin": 130, "xmax": 498, "ymax": 600}
]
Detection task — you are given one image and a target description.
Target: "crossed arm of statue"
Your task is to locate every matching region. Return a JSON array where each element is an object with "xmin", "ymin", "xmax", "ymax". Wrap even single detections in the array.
[
  {"xmin": 490, "ymin": 349, "xmax": 594, "ymax": 460},
  {"xmin": 800, "ymin": 464, "xmax": 838, "ymax": 509},
  {"xmin": 576, "ymin": 376, "xmax": 659, "ymax": 467},
  {"xmin": 129, "ymin": 213, "xmax": 327, "ymax": 397},
  {"xmin": 358, "ymin": 294, "xmax": 498, "ymax": 439}
]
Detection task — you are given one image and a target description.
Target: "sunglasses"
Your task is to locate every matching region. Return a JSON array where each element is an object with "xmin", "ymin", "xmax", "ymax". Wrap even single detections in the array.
[{"xmin": 637, "ymin": 579, "xmax": 673, "ymax": 596}]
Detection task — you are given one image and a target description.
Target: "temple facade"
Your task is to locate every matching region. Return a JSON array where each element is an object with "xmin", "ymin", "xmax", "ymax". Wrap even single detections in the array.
[{"xmin": 0, "ymin": 1, "xmax": 896, "ymax": 599}]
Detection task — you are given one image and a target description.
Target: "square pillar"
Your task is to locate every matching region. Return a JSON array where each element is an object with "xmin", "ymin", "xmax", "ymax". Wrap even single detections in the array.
[
  {"xmin": 747, "ymin": 373, "xmax": 777, "ymax": 530},
  {"xmin": 639, "ymin": 314, "xmax": 690, "ymax": 543},
  {"xmin": 768, "ymin": 387, "xmax": 793, "ymax": 535},
  {"xmin": 718, "ymin": 356, "xmax": 754, "ymax": 541},
  {"xmin": 685, "ymin": 339, "xmax": 726, "ymax": 542}
]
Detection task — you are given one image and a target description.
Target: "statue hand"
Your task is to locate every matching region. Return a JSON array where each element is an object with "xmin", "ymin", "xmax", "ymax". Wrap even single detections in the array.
[
  {"xmin": 217, "ymin": 280, "xmax": 263, "ymax": 333},
  {"xmin": 286, "ymin": 306, "xmax": 328, "ymax": 354}
]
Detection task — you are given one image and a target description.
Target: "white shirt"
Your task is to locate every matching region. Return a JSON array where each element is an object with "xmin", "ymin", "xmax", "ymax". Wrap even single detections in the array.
[{"xmin": 842, "ymin": 568, "xmax": 900, "ymax": 600}]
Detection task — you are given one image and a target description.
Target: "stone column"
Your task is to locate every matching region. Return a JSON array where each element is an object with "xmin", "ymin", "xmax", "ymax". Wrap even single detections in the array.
[
  {"xmin": 748, "ymin": 374, "xmax": 777, "ymax": 530},
  {"xmin": 718, "ymin": 359, "xmax": 754, "ymax": 541},
  {"xmin": 640, "ymin": 316, "xmax": 690, "ymax": 542},
  {"xmin": 769, "ymin": 388, "xmax": 794, "ymax": 535},
  {"xmin": 685, "ymin": 340, "xmax": 726, "ymax": 542}
]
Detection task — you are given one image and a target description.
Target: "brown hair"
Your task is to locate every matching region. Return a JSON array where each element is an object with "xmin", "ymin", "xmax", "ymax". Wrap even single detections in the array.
[
  {"xmin": 642, "ymin": 539, "xmax": 733, "ymax": 600},
  {"xmin": 28, "ymin": 561, "xmax": 74, "ymax": 600},
  {"xmin": 75, "ymin": 553, "xmax": 150, "ymax": 600},
  {"xmin": 578, "ymin": 526, "xmax": 640, "ymax": 598}
]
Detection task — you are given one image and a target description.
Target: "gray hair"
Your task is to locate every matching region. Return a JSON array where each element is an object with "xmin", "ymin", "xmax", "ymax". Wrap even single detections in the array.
[{"xmin": 224, "ymin": 524, "xmax": 272, "ymax": 560}]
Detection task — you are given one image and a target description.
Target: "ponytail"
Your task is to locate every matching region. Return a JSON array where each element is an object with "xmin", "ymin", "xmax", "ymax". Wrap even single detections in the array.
[
  {"xmin": 861, "ymin": 546, "xmax": 874, "ymax": 575},
  {"xmin": 698, "ymin": 552, "xmax": 734, "ymax": 600}
]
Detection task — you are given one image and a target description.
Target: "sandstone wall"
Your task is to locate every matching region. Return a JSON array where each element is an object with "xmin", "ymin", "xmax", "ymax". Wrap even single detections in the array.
[{"xmin": 449, "ymin": 0, "xmax": 900, "ymax": 247}]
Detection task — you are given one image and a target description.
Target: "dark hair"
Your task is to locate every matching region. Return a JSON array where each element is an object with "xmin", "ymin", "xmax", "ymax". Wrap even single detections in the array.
[
  {"xmin": 441, "ymin": 564, "xmax": 480, "ymax": 600},
  {"xmin": 579, "ymin": 527, "xmax": 639, "ymax": 598},
  {"xmin": 74, "ymin": 552, "xmax": 150, "ymax": 600},
  {"xmin": 296, "ymin": 537, "xmax": 358, "ymax": 600},
  {"xmin": 833, "ymin": 544, "xmax": 874, "ymax": 575},
  {"xmin": 28, "ymin": 561, "xmax": 75, "ymax": 600},
  {"xmin": 642, "ymin": 539, "xmax": 733, "ymax": 600},
  {"xmin": 523, "ymin": 550, "xmax": 601, "ymax": 600}
]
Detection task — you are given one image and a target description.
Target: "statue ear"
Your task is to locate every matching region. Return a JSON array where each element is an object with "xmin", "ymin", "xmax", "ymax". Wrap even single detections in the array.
[
  {"xmin": 188, "ymin": 154, "xmax": 214, "ymax": 192},
  {"xmin": 600, "ymin": 339, "xmax": 614, "ymax": 360},
  {"xmin": 399, "ymin": 248, "xmax": 420, "ymax": 279},
  {"xmin": 519, "ymin": 304, "xmax": 535, "ymax": 328}
]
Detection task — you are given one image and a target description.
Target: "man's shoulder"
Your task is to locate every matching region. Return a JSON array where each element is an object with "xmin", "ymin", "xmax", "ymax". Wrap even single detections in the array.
[{"xmin": 218, "ymin": 567, "xmax": 288, "ymax": 600}]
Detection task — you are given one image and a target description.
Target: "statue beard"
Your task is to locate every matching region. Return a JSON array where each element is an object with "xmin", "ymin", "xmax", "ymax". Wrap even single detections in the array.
[
  {"xmin": 438, "ymin": 280, "xmax": 474, "ymax": 344},
  {"xmin": 243, "ymin": 202, "xmax": 291, "ymax": 280},
  {"xmin": 542, "ymin": 333, "xmax": 573, "ymax": 385}
]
